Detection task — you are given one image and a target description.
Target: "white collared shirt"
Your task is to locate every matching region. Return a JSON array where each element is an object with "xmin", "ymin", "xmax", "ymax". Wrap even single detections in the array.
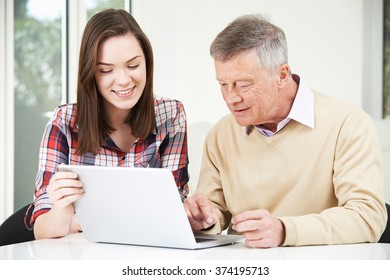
[{"xmin": 255, "ymin": 74, "xmax": 314, "ymax": 137}]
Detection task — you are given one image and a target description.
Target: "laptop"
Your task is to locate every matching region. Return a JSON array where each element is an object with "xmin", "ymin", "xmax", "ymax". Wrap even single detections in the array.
[{"xmin": 58, "ymin": 165, "xmax": 242, "ymax": 249}]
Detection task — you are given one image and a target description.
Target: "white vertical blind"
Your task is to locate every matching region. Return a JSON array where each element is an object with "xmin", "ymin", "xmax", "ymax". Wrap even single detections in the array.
[
  {"xmin": 0, "ymin": 0, "xmax": 15, "ymax": 222},
  {"xmin": 362, "ymin": 0, "xmax": 384, "ymax": 119}
]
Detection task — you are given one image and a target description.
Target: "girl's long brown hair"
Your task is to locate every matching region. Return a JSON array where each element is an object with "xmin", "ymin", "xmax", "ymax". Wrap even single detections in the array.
[{"xmin": 76, "ymin": 9, "xmax": 155, "ymax": 155}]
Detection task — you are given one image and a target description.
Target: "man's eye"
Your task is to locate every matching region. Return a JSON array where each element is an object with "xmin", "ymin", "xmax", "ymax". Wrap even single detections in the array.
[{"xmin": 237, "ymin": 83, "xmax": 251, "ymax": 91}]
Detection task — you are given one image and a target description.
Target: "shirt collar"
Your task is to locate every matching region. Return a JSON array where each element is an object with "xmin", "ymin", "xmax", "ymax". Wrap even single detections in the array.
[
  {"xmin": 245, "ymin": 74, "xmax": 314, "ymax": 135},
  {"xmin": 287, "ymin": 74, "xmax": 314, "ymax": 129}
]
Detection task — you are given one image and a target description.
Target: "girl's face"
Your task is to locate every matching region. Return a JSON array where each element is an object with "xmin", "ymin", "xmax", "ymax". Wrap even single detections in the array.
[{"xmin": 95, "ymin": 32, "xmax": 147, "ymax": 116}]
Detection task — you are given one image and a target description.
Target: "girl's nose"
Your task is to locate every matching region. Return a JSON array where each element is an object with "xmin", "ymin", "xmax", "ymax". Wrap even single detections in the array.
[{"xmin": 116, "ymin": 68, "xmax": 131, "ymax": 85}]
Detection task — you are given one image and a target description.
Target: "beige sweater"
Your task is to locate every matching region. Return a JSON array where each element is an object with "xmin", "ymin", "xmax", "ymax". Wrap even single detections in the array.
[{"xmin": 196, "ymin": 92, "xmax": 387, "ymax": 246}]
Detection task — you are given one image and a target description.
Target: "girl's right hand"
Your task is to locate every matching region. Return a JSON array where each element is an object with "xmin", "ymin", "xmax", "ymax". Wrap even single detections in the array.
[
  {"xmin": 47, "ymin": 171, "xmax": 84, "ymax": 211},
  {"xmin": 34, "ymin": 171, "xmax": 84, "ymax": 239}
]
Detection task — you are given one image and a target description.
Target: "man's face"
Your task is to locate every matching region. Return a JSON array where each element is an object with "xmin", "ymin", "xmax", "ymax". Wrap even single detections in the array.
[{"xmin": 214, "ymin": 50, "xmax": 280, "ymax": 127}]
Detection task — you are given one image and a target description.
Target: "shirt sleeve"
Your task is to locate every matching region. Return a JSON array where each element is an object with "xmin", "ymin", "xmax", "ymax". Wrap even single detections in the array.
[
  {"xmin": 26, "ymin": 107, "xmax": 70, "ymax": 228},
  {"xmin": 160, "ymin": 100, "xmax": 190, "ymax": 199}
]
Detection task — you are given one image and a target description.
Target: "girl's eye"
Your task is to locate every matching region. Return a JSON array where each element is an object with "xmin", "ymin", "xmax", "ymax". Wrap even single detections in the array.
[
  {"xmin": 99, "ymin": 69, "xmax": 112, "ymax": 74},
  {"xmin": 128, "ymin": 65, "xmax": 139, "ymax": 69}
]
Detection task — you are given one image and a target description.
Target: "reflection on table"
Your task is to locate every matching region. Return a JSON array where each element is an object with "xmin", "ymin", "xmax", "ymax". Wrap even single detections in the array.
[{"xmin": 1, "ymin": 233, "xmax": 390, "ymax": 260}]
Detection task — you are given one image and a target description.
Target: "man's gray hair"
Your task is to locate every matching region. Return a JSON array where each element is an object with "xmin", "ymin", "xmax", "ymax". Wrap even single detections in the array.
[{"xmin": 210, "ymin": 14, "xmax": 288, "ymax": 73}]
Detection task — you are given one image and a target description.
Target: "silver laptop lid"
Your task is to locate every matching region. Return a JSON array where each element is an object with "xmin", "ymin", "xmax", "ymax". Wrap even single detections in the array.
[{"xmin": 58, "ymin": 165, "xmax": 241, "ymax": 249}]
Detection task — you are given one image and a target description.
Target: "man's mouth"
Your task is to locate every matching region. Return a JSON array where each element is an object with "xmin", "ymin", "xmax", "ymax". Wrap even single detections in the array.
[{"xmin": 233, "ymin": 108, "xmax": 248, "ymax": 113}]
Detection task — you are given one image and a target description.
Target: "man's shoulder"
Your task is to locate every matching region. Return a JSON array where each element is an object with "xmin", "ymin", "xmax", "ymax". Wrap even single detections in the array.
[
  {"xmin": 212, "ymin": 114, "xmax": 237, "ymax": 130},
  {"xmin": 206, "ymin": 114, "xmax": 241, "ymax": 141},
  {"xmin": 314, "ymin": 92, "xmax": 370, "ymax": 121},
  {"xmin": 312, "ymin": 92, "xmax": 378, "ymax": 140}
]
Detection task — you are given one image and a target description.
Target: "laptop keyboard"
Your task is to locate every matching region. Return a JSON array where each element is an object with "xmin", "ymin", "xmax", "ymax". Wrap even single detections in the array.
[{"xmin": 195, "ymin": 237, "xmax": 217, "ymax": 243}]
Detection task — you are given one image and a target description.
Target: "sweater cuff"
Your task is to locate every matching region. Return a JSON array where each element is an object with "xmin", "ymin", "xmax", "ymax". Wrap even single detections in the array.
[{"xmin": 279, "ymin": 216, "xmax": 297, "ymax": 246}]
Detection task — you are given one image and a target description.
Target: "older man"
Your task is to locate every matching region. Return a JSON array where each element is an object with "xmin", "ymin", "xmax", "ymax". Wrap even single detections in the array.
[{"xmin": 184, "ymin": 14, "xmax": 386, "ymax": 248}]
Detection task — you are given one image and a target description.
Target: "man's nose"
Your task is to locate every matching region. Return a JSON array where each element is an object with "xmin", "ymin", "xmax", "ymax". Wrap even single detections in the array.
[{"xmin": 224, "ymin": 87, "xmax": 242, "ymax": 104}]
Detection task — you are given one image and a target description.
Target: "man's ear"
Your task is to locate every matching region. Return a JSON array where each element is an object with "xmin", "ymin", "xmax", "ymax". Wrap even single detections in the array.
[{"xmin": 277, "ymin": 64, "xmax": 290, "ymax": 87}]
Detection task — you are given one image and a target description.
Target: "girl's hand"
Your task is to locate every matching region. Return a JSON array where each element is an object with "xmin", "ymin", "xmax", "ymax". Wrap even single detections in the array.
[{"xmin": 47, "ymin": 171, "xmax": 84, "ymax": 212}]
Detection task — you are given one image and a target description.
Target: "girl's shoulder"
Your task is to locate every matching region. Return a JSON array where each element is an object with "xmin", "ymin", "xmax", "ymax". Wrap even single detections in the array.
[
  {"xmin": 154, "ymin": 96, "xmax": 184, "ymax": 110},
  {"xmin": 154, "ymin": 97, "xmax": 186, "ymax": 129},
  {"xmin": 154, "ymin": 97, "xmax": 185, "ymax": 117},
  {"xmin": 49, "ymin": 103, "xmax": 78, "ymax": 131}
]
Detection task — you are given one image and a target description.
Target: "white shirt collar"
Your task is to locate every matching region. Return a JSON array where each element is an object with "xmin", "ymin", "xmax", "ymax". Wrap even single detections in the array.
[
  {"xmin": 287, "ymin": 74, "xmax": 314, "ymax": 129},
  {"xmin": 247, "ymin": 74, "xmax": 314, "ymax": 136}
]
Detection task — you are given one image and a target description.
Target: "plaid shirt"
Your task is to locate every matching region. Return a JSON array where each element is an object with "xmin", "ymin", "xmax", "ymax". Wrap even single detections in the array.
[{"xmin": 27, "ymin": 97, "xmax": 189, "ymax": 227}]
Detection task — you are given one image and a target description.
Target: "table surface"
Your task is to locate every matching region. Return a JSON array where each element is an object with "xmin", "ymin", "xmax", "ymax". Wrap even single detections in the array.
[{"xmin": 1, "ymin": 233, "xmax": 390, "ymax": 260}]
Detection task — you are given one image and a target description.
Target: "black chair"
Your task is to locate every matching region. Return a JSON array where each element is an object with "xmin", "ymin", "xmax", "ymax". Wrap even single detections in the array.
[
  {"xmin": 0, "ymin": 203, "xmax": 35, "ymax": 246},
  {"xmin": 379, "ymin": 203, "xmax": 390, "ymax": 243}
]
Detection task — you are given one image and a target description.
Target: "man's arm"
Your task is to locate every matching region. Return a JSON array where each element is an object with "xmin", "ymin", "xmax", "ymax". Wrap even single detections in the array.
[{"xmin": 280, "ymin": 110, "xmax": 387, "ymax": 246}]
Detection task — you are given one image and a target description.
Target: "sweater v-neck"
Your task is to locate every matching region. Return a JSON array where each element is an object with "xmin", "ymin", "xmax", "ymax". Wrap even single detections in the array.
[{"xmin": 251, "ymin": 120, "xmax": 301, "ymax": 145}]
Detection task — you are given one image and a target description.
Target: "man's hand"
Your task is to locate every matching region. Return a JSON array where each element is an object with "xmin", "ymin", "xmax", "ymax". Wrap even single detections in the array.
[
  {"xmin": 183, "ymin": 193, "xmax": 221, "ymax": 231},
  {"xmin": 231, "ymin": 209, "xmax": 285, "ymax": 248}
]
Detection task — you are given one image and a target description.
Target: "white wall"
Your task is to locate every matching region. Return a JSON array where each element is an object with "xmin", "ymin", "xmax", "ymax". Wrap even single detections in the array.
[
  {"xmin": 132, "ymin": 0, "xmax": 390, "ymax": 200},
  {"xmin": 0, "ymin": 1, "xmax": 387, "ymax": 223},
  {"xmin": 133, "ymin": 0, "xmax": 367, "ymax": 124}
]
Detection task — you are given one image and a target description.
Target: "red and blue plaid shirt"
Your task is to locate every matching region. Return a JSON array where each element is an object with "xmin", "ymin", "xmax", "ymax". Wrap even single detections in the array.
[{"xmin": 27, "ymin": 97, "xmax": 189, "ymax": 227}]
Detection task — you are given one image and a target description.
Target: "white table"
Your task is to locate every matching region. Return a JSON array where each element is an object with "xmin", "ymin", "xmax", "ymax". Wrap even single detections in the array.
[{"xmin": 1, "ymin": 233, "xmax": 390, "ymax": 260}]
